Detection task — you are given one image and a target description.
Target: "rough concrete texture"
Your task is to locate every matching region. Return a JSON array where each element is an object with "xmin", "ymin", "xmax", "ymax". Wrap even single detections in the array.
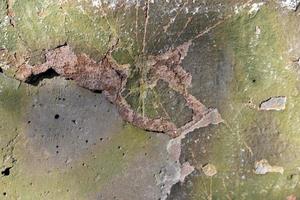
[
  {"xmin": 1, "ymin": 0, "xmax": 300, "ymax": 200},
  {"xmin": 0, "ymin": 74, "xmax": 171, "ymax": 199}
]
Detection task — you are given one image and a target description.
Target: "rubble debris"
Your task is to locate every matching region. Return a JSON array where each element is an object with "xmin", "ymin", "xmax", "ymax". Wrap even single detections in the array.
[
  {"xmin": 254, "ymin": 159, "xmax": 284, "ymax": 175},
  {"xmin": 280, "ymin": 0, "xmax": 300, "ymax": 11},
  {"xmin": 15, "ymin": 43, "xmax": 222, "ymax": 138},
  {"xmin": 259, "ymin": 96, "xmax": 287, "ymax": 111},
  {"xmin": 202, "ymin": 163, "xmax": 217, "ymax": 177}
]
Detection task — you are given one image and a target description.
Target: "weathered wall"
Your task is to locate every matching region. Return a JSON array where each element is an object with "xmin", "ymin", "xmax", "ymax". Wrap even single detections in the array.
[{"xmin": 1, "ymin": 0, "xmax": 300, "ymax": 200}]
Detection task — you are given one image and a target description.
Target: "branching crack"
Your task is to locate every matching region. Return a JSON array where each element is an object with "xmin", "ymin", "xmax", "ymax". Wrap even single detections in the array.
[{"xmin": 163, "ymin": 0, "xmax": 189, "ymax": 33}]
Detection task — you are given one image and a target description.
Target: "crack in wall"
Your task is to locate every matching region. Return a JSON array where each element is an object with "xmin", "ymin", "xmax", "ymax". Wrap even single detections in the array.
[
  {"xmin": 0, "ymin": 2, "xmax": 245, "ymax": 199},
  {"xmin": 14, "ymin": 40, "xmax": 222, "ymax": 139},
  {"xmin": 6, "ymin": 0, "xmax": 15, "ymax": 27},
  {"xmin": 13, "ymin": 39, "xmax": 225, "ymax": 199}
]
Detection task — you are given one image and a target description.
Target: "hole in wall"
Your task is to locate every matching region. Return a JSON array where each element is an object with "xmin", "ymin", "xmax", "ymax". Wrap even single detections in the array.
[
  {"xmin": 25, "ymin": 68, "xmax": 59, "ymax": 86},
  {"xmin": 1, "ymin": 167, "xmax": 12, "ymax": 176}
]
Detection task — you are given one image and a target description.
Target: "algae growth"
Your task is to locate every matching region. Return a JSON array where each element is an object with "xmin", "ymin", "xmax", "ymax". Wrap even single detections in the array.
[
  {"xmin": 1, "ymin": 0, "xmax": 300, "ymax": 199},
  {"xmin": 176, "ymin": 4, "xmax": 300, "ymax": 200}
]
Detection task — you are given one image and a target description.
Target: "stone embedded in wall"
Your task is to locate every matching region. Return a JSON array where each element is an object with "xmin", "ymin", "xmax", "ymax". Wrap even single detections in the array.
[
  {"xmin": 259, "ymin": 96, "xmax": 287, "ymax": 111},
  {"xmin": 254, "ymin": 159, "xmax": 284, "ymax": 175},
  {"xmin": 201, "ymin": 163, "xmax": 217, "ymax": 177}
]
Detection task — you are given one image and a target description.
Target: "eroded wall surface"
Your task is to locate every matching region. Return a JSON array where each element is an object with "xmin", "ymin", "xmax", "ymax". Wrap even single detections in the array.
[{"xmin": 1, "ymin": 0, "xmax": 300, "ymax": 199}]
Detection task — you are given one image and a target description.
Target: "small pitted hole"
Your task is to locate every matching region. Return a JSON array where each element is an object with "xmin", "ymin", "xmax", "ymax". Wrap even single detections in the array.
[
  {"xmin": 1, "ymin": 167, "xmax": 11, "ymax": 176},
  {"xmin": 93, "ymin": 90, "xmax": 102, "ymax": 94},
  {"xmin": 117, "ymin": 146, "xmax": 121, "ymax": 149},
  {"xmin": 0, "ymin": 67, "xmax": 3, "ymax": 73},
  {"xmin": 56, "ymin": 151, "xmax": 59, "ymax": 154},
  {"xmin": 27, "ymin": 121, "xmax": 31, "ymax": 124},
  {"xmin": 252, "ymin": 79, "xmax": 256, "ymax": 83},
  {"xmin": 100, "ymin": 138, "xmax": 103, "ymax": 141},
  {"xmin": 3, "ymin": 192, "xmax": 6, "ymax": 196},
  {"xmin": 54, "ymin": 114, "xmax": 60, "ymax": 119},
  {"xmin": 56, "ymin": 145, "xmax": 59, "ymax": 148},
  {"xmin": 71, "ymin": 120, "xmax": 76, "ymax": 124},
  {"xmin": 122, "ymin": 152, "xmax": 126, "ymax": 157},
  {"xmin": 85, "ymin": 140, "xmax": 88, "ymax": 144}
]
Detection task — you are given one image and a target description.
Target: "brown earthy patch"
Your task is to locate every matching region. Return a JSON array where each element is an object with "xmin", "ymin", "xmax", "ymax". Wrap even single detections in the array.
[{"xmin": 15, "ymin": 43, "xmax": 222, "ymax": 138}]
